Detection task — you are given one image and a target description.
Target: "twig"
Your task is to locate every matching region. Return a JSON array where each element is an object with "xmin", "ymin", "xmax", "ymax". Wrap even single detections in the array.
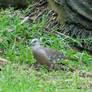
[
  {"xmin": 39, "ymin": 0, "xmax": 48, "ymax": 6},
  {"xmin": 34, "ymin": 9, "xmax": 47, "ymax": 21},
  {"xmin": 21, "ymin": 16, "xmax": 29, "ymax": 25}
]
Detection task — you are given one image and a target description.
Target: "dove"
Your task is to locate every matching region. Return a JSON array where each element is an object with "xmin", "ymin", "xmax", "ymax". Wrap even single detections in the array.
[{"xmin": 31, "ymin": 38, "xmax": 76, "ymax": 69}]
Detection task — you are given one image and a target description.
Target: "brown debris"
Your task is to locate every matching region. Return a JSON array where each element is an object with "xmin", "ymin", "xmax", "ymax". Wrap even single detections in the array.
[
  {"xmin": 21, "ymin": 16, "xmax": 29, "ymax": 25},
  {"xmin": 16, "ymin": 36, "xmax": 22, "ymax": 42},
  {"xmin": 0, "ymin": 58, "xmax": 7, "ymax": 66},
  {"xmin": 79, "ymin": 72, "xmax": 92, "ymax": 78}
]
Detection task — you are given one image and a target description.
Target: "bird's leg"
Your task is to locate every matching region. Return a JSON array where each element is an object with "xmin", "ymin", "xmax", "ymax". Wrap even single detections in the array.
[
  {"xmin": 53, "ymin": 62, "xmax": 61, "ymax": 70},
  {"xmin": 46, "ymin": 64, "xmax": 53, "ymax": 71},
  {"xmin": 33, "ymin": 61, "xmax": 41, "ymax": 70},
  {"xmin": 49, "ymin": 63, "xmax": 57, "ymax": 70}
]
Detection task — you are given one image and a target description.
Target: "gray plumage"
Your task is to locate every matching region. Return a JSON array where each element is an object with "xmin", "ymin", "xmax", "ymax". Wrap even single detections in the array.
[{"xmin": 31, "ymin": 38, "xmax": 68, "ymax": 68}]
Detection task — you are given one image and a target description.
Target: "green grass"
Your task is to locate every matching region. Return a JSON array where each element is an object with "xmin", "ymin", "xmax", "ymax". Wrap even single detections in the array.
[
  {"xmin": 0, "ymin": 7, "xmax": 92, "ymax": 92},
  {"xmin": 0, "ymin": 63, "xmax": 92, "ymax": 92}
]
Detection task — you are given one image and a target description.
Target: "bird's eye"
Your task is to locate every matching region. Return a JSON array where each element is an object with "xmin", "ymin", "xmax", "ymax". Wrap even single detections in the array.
[{"xmin": 33, "ymin": 40, "xmax": 37, "ymax": 43}]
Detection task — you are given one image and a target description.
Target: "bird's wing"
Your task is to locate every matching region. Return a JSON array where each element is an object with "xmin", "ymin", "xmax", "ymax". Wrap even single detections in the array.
[
  {"xmin": 32, "ymin": 46, "xmax": 52, "ymax": 66},
  {"xmin": 41, "ymin": 47, "xmax": 65, "ymax": 63}
]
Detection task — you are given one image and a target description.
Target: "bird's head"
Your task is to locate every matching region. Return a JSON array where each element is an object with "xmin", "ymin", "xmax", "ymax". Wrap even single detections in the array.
[{"xmin": 31, "ymin": 38, "xmax": 40, "ymax": 46}]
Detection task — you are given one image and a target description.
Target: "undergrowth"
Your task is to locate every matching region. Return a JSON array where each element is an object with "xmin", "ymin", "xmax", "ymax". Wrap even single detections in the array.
[{"xmin": 0, "ymin": 7, "xmax": 92, "ymax": 92}]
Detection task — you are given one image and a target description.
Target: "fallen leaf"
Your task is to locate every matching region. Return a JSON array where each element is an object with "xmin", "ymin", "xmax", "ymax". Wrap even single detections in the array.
[{"xmin": 65, "ymin": 59, "xmax": 70, "ymax": 62}]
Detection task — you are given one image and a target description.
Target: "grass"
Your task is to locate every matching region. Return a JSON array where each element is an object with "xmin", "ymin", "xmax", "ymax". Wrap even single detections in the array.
[
  {"xmin": 0, "ymin": 7, "xmax": 92, "ymax": 92},
  {"xmin": 0, "ymin": 63, "xmax": 92, "ymax": 92}
]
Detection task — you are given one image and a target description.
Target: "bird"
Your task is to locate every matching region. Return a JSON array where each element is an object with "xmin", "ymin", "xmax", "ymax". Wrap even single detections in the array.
[{"xmin": 31, "ymin": 38, "xmax": 76, "ymax": 69}]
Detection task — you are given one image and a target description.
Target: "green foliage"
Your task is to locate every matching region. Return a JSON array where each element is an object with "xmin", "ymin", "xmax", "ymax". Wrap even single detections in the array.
[{"xmin": 0, "ymin": 7, "xmax": 92, "ymax": 91}]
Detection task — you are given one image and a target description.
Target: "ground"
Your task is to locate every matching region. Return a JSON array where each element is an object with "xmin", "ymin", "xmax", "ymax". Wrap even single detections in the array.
[{"xmin": 0, "ymin": 3, "xmax": 92, "ymax": 92}]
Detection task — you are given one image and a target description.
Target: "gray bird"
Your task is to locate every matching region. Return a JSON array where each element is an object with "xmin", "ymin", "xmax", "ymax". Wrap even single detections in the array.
[{"xmin": 31, "ymin": 38, "xmax": 75, "ymax": 69}]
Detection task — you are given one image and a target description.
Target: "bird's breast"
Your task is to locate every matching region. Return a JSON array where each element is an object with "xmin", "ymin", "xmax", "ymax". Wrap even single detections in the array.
[{"xmin": 32, "ymin": 47, "xmax": 51, "ymax": 66}]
